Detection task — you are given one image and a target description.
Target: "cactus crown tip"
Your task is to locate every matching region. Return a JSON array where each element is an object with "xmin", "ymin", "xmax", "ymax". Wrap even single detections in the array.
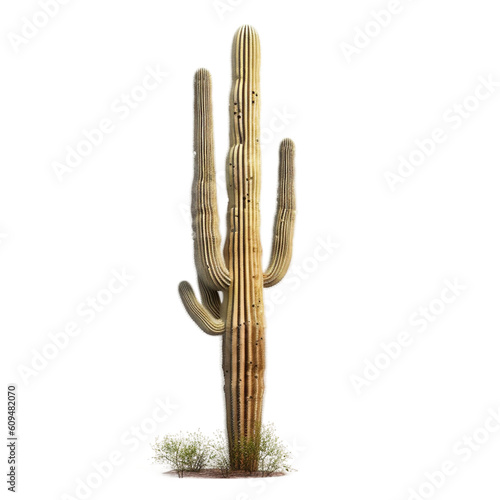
[
  {"xmin": 236, "ymin": 25, "xmax": 258, "ymax": 35},
  {"xmin": 195, "ymin": 68, "xmax": 210, "ymax": 78}
]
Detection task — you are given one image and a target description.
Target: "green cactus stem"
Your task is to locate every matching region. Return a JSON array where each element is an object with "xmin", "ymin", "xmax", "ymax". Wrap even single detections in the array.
[{"xmin": 179, "ymin": 25, "xmax": 295, "ymax": 471}]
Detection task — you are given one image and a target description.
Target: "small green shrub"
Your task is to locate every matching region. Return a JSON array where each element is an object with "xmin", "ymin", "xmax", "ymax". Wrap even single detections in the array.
[
  {"xmin": 258, "ymin": 423, "xmax": 292, "ymax": 476},
  {"xmin": 210, "ymin": 430, "xmax": 231, "ymax": 477},
  {"xmin": 210, "ymin": 423, "xmax": 292, "ymax": 476},
  {"xmin": 152, "ymin": 424, "xmax": 292, "ymax": 477},
  {"xmin": 152, "ymin": 430, "xmax": 213, "ymax": 478}
]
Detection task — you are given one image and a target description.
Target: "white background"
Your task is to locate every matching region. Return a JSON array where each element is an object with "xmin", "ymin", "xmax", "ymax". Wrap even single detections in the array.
[{"xmin": 1, "ymin": 0, "xmax": 500, "ymax": 499}]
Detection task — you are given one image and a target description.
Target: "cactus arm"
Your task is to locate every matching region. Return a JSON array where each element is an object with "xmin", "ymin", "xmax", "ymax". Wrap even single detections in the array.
[
  {"xmin": 263, "ymin": 138, "xmax": 296, "ymax": 288},
  {"xmin": 198, "ymin": 277, "xmax": 221, "ymax": 318},
  {"xmin": 192, "ymin": 69, "xmax": 231, "ymax": 291},
  {"xmin": 178, "ymin": 281, "xmax": 225, "ymax": 335}
]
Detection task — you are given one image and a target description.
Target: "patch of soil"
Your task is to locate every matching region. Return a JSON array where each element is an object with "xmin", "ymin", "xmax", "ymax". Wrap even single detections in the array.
[{"xmin": 163, "ymin": 468, "xmax": 286, "ymax": 479}]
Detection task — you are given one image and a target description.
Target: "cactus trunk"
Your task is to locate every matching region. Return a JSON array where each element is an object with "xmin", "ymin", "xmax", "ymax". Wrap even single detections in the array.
[
  {"xmin": 223, "ymin": 27, "xmax": 264, "ymax": 469},
  {"xmin": 179, "ymin": 26, "xmax": 295, "ymax": 472}
]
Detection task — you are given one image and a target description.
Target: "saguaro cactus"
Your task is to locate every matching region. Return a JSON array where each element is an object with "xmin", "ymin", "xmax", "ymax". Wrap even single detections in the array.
[{"xmin": 179, "ymin": 25, "xmax": 295, "ymax": 471}]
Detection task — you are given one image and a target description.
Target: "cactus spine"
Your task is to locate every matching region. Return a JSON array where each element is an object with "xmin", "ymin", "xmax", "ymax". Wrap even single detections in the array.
[{"xmin": 179, "ymin": 25, "xmax": 295, "ymax": 471}]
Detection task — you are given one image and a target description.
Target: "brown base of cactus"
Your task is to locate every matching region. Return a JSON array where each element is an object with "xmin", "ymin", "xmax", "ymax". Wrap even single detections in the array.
[
  {"xmin": 227, "ymin": 423, "xmax": 262, "ymax": 472},
  {"xmin": 164, "ymin": 469, "xmax": 286, "ymax": 479},
  {"xmin": 229, "ymin": 454, "xmax": 260, "ymax": 473}
]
